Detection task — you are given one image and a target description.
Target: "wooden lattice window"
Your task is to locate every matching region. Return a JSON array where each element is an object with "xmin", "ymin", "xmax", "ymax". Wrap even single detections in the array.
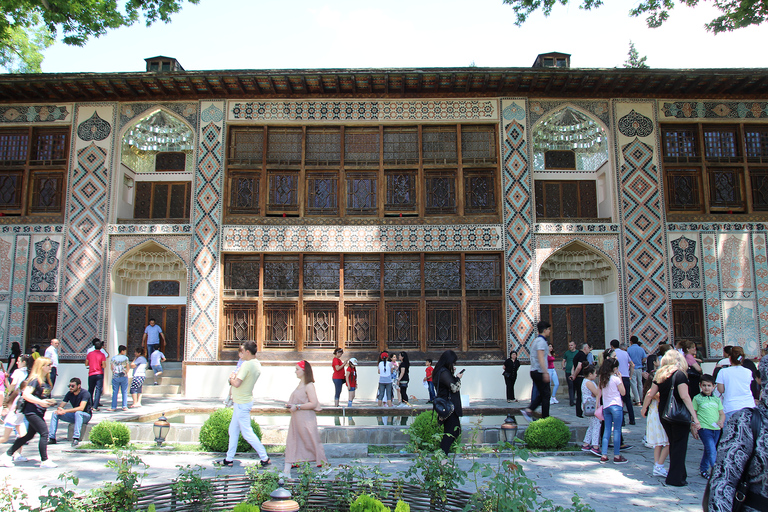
[
  {"xmin": 703, "ymin": 126, "xmax": 740, "ymax": 162},
  {"xmin": 422, "ymin": 126, "xmax": 457, "ymax": 164},
  {"xmin": 346, "ymin": 172, "xmax": 377, "ymax": 215},
  {"xmin": 461, "ymin": 125, "xmax": 497, "ymax": 164},
  {"xmin": 306, "ymin": 172, "xmax": 338, "ymax": 215},
  {"xmin": 148, "ymin": 280, "xmax": 180, "ymax": 296},
  {"xmin": 427, "ymin": 302, "xmax": 460, "ymax": 349},
  {"xmin": 708, "ymin": 168, "xmax": 744, "ymax": 211},
  {"xmin": 468, "ymin": 302, "xmax": 502, "ymax": 349},
  {"xmin": 133, "ymin": 181, "xmax": 192, "ymax": 219},
  {"xmin": 305, "ymin": 128, "xmax": 340, "ymax": 165},
  {"xmin": 28, "ymin": 171, "xmax": 64, "ymax": 213},
  {"xmin": 383, "ymin": 255, "xmax": 421, "ymax": 296},
  {"xmin": 267, "ymin": 171, "xmax": 299, "ymax": 213},
  {"xmin": 229, "ymin": 171, "xmax": 260, "ymax": 214},
  {"xmin": 386, "ymin": 302, "xmax": 419, "ymax": 349},
  {"xmin": 534, "ymin": 180, "xmax": 597, "ymax": 218},
  {"xmin": 263, "ymin": 255, "xmax": 299, "ymax": 292},
  {"xmin": 544, "ymin": 150, "xmax": 576, "ymax": 170},
  {"xmin": 305, "ymin": 303, "xmax": 337, "ymax": 349},
  {"xmin": 383, "ymin": 127, "xmax": 418, "ymax": 165},
  {"xmin": 303, "ymin": 255, "xmax": 340, "ymax": 291},
  {"xmin": 666, "ymin": 169, "xmax": 703, "ymax": 212},
  {"xmin": 0, "ymin": 131, "xmax": 29, "ymax": 165},
  {"xmin": 385, "ymin": 170, "xmax": 417, "ymax": 212},
  {"xmin": 550, "ymin": 279, "xmax": 584, "ymax": 295},
  {"xmin": 155, "ymin": 152, "xmax": 187, "ymax": 172},
  {"xmin": 26, "ymin": 303, "xmax": 57, "ymax": 354},
  {"xmin": 224, "ymin": 255, "xmax": 260, "ymax": 291},
  {"xmin": 662, "ymin": 126, "xmax": 700, "ymax": 163},
  {"xmin": 750, "ymin": 169, "xmax": 768, "ymax": 211},
  {"xmin": 465, "ymin": 254, "xmax": 502, "ymax": 295},
  {"xmin": 266, "ymin": 128, "xmax": 302, "ymax": 165},
  {"xmin": 31, "ymin": 130, "xmax": 67, "ymax": 164},
  {"xmin": 344, "ymin": 255, "xmax": 381, "ymax": 293},
  {"xmin": 264, "ymin": 303, "xmax": 296, "ymax": 348},
  {"xmin": 424, "ymin": 254, "xmax": 460, "ymax": 295},
  {"xmin": 464, "ymin": 170, "xmax": 496, "ymax": 214},
  {"xmin": 345, "ymin": 303, "xmax": 378, "ymax": 348},
  {"xmin": 0, "ymin": 171, "xmax": 23, "ymax": 210},
  {"xmin": 425, "ymin": 171, "xmax": 457, "ymax": 215},
  {"xmin": 345, "ymin": 128, "xmax": 379, "ymax": 166},
  {"xmin": 745, "ymin": 127, "xmax": 768, "ymax": 163},
  {"xmin": 229, "ymin": 127, "xmax": 264, "ymax": 164}
]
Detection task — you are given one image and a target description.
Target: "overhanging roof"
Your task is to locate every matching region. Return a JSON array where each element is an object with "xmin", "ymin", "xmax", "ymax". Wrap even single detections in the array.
[{"xmin": 1, "ymin": 67, "xmax": 767, "ymax": 103}]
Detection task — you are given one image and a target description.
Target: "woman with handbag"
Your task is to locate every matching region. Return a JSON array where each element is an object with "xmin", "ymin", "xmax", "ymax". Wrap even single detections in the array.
[
  {"xmin": 706, "ymin": 354, "xmax": 768, "ymax": 512},
  {"xmin": 641, "ymin": 350, "xmax": 700, "ymax": 486},
  {"xmin": 503, "ymin": 350, "xmax": 520, "ymax": 402},
  {"xmin": 433, "ymin": 350, "xmax": 463, "ymax": 455},
  {"xmin": 682, "ymin": 340, "xmax": 703, "ymax": 400}
]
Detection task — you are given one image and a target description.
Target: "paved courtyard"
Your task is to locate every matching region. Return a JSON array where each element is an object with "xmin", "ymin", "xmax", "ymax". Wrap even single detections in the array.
[{"xmin": 0, "ymin": 398, "xmax": 709, "ymax": 511}]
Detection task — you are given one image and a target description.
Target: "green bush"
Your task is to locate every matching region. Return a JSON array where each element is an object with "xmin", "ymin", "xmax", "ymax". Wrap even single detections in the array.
[
  {"xmin": 232, "ymin": 503, "xmax": 260, "ymax": 512},
  {"xmin": 350, "ymin": 494, "xmax": 390, "ymax": 512},
  {"xmin": 394, "ymin": 501, "xmax": 410, "ymax": 512},
  {"xmin": 199, "ymin": 408, "xmax": 263, "ymax": 452},
  {"xmin": 245, "ymin": 467, "xmax": 281, "ymax": 505},
  {"xmin": 89, "ymin": 421, "xmax": 131, "ymax": 447},
  {"xmin": 405, "ymin": 410, "xmax": 443, "ymax": 452},
  {"xmin": 523, "ymin": 416, "xmax": 570, "ymax": 450}
]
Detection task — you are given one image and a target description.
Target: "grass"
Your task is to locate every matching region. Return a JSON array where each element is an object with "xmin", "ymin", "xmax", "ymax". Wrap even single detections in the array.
[{"xmin": 368, "ymin": 445, "xmax": 400, "ymax": 454}]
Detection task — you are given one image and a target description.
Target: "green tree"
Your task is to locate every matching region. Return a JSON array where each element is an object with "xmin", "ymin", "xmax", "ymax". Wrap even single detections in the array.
[
  {"xmin": 623, "ymin": 41, "xmax": 649, "ymax": 69},
  {"xmin": 502, "ymin": 0, "xmax": 768, "ymax": 33},
  {"xmin": 0, "ymin": 0, "xmax": 199, "ymax": 72}
]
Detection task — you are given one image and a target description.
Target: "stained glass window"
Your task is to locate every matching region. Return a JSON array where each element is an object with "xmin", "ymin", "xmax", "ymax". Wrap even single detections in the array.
[
  {"xmin": 425, "ymin": 171, "xmax": 456, "ymax": 214},
  {"xmin": 306, "ymin": 172, "xmax": 338, "ymax": 215}
]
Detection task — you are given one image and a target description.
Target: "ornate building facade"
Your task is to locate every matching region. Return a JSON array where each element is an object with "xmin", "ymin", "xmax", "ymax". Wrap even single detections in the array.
[{"xmin": 1, "ymin": 55, "xmax": 767, "ymax": 397}]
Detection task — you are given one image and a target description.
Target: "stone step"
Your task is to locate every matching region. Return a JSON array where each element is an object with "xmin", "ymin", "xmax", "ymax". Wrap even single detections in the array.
[
  {"xmin": 142, "ymin": 384, "xmax": 181, "ymax": 395},
  {"xmin": 146, "ymin": 369, "xmax": 182, "ymax": 378},
  {"xmin": 149, "ymin": 376, "xmax": 181, "ymax": 386}
]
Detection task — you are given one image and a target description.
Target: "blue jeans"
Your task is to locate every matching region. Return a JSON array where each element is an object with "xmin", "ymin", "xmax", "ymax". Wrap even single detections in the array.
[
  {"xmin": 333, "ymin": 378, "xmax": 344, "ymax": 401},
  {"xmin": 112, "ymin": 375, "xmax": 129, "ymax": 409},
  {"xmin": 699, "ymin": 428, "xmax": 720, "ymax": 474},
  {"xmin": 427, "ymin": 381, "xmax": 436, "ymax": 402},
  {"xmin": 49, "ymin": 411, "xmax": 91, "ymax": 440},
  {"xmin": 147, "ymin": 344, "xmax": 159, "ymax": 367},
  {"xmin": 601, "ymin": 404, "xmax": 623, "ymax": 457},
  {"xmin": 548, "ymin": 368, "xmax": 559, "ymax": 398}
]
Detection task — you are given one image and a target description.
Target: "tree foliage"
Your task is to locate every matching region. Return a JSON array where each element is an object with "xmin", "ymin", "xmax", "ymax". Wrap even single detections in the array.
[
  {"xmin": 0, "ymin": 0, "xmax": 199, "ymax": 72},
  {"xmin": 623, "ymin": 41, "xmax": 649, "ymax": 68},
  {"xmin": 502, "ymin": 0, "xmax": 768, "ymax": 33}
]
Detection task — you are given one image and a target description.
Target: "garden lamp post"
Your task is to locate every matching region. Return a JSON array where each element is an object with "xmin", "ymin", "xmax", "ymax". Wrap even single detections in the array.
[
  {"xmin": 153, "ymin": 414, "xmax": 171, "ymax": 447},
  {"xmin": 500, "ymin": 413, "xmax": 518, "ymax": 446},
  {"xmin": 260, "ymin": 479, "xmax": 300, "ymax": 512}
]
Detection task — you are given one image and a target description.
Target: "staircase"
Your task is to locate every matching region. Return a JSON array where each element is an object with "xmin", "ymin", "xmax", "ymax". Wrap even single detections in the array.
[{"xmin": 143, "ymin": 362, "xmax": 183, "ymax": 397}]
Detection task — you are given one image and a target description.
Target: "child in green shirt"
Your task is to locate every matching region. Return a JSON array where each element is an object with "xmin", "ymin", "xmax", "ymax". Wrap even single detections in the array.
[{"xmin": 692, "ymin": 374, "xmax": 725, "ymax": 479}]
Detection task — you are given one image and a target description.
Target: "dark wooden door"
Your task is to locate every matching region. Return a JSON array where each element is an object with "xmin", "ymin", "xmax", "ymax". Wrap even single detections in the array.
[
  {"xmin": 127, "ymin": 305, "xmax": 186, "ymax": 361},
  {"xmin": 26, "ymin": 304, "xmax": 58, "ymax": 353},
  {"xmin": 540, "ymin": 304, "xmax": 605, "ymax": 355},
  {"xmin": 672, "ymin": 300, "xmax": 704, "ymax": 356}
]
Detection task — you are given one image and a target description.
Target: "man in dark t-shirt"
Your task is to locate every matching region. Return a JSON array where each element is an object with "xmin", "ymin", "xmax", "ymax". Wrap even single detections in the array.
[
  {"xmin": 570, "ymin": 344, "xmax": 590, "ymax": 418},
  {"xmin": 48, "ymin": 377, "xmax": 92, "ymax": 447}
]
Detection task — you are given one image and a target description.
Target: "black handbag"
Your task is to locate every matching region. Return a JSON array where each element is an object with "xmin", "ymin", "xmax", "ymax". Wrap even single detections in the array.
[
  {"xmin": 662, "ymin": 371, "xmax": 691, "ymax": 425},
  {"xmin": 433, "ymin": 369, "xmax": 455, "ymax": 422}
]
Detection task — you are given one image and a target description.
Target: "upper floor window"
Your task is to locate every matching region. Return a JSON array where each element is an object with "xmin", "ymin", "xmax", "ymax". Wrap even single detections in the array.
[
  {"xmin": 0, "ymin": 128, "xmax": 68, "ymax": 216},
  {"xmin": 225, "ymin": 124, "xmax": 498, "ymax": 219},
  {"xmin": 662, "ymin": 123, "xmax": 768, "ymax": 214},
  {"xmin": 122, "ymin": 110, "xmax": 194, "ymax": 174},
  {"xmin": 533, "ymin": 107, "xmax": 609, "ymax": 172}
]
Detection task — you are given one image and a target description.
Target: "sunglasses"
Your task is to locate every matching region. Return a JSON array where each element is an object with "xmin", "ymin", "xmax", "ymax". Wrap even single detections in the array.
[{"xmin": 68, "ymin": 384, "xmax": 77, "ymax": 388}]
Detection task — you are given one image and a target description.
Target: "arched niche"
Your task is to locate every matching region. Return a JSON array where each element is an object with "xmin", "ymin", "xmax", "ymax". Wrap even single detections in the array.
[
  {"xmin": 532, "ymin": 106, "xmax": 614, "ymax": 221},
  {"xmin": 112, "ymin": 241, "xmax": 188, "ymax": 296},
  {"xmin": 538, "ymin": 241, "xmax": 620, "ymax": 351}
]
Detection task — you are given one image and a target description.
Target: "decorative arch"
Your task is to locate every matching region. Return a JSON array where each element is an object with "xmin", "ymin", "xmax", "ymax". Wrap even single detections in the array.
[
  {"xmin": 120, "ymin": 107, "xmax": 196, "ymax": 174},
  {"xmin": 110, "ymin": 240, "xmax": 189, "ymax": 296},
  {"xmin": 537, "ymin": 239, "xmax": 619, "ymax": 295},
  {"xmin": 531, "ymin": 104, "xmax": 610, "ymax": 172}
]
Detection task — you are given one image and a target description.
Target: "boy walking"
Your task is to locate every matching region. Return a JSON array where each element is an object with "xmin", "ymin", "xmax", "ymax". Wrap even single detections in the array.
[{"xmin": 692, "ymin": 374, "xmax": 725, "ymax": 479}]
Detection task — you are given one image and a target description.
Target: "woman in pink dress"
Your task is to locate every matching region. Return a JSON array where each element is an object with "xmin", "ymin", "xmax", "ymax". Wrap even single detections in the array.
[{"xmin": 284, "ymin": 360, "xmax": 327, "ymax": 474}]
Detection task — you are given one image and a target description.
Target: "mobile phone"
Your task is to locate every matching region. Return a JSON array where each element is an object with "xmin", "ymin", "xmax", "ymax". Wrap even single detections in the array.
[{"xmin": 459, "ymin": 369, "xmax": 465, "ymax": 375}]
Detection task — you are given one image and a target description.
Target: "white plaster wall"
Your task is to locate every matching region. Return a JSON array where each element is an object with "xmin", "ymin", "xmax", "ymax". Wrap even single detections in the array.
[
  {"xmin": 185, "ymin": 363, "xmax": 537, "ymax": 402},
  {"xmin": 52, "ymin": 363, "xmax": 91, "ymax": 396}
]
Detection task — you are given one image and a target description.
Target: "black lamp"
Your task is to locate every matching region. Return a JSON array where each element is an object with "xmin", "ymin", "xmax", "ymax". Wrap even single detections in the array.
[
  {"xmin": 153, "ymin": 414, "xmax": 171, "ymax": 447},
  {"xmin": 500, "ymin": 413, "xmax": 518, "ymax": 445}
]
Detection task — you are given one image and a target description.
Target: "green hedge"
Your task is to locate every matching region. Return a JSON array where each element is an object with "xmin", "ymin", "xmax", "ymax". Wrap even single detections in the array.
[
  {"xmin": 523, "ymin": 416, "xmax": 570, "ymax": 450},
  {"xmin": 89, "ymin": 420, "xmax": 131, "ymax": 447},
  {"xmin": 406, "ymin": 410, "xmax": 444, "ymax": 452},
  {"xmin": 350, "ymin": 494, "xmax": 389, "ymax": 512},
  {"xmin": 199, "ymin": 408, "xmax": 263, "ymax": 453}
]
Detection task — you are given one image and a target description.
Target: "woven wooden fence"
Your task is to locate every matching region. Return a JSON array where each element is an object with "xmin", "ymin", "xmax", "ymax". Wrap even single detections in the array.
[{"xmin": 130, "ymin": 475, "xmax": 473, "ymax": 511}]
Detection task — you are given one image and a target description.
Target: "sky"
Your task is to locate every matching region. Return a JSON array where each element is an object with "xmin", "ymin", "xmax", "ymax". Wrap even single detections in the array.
[{"xmin": 37, "ymin": 0, "xmax": 768, "ymax": 74}]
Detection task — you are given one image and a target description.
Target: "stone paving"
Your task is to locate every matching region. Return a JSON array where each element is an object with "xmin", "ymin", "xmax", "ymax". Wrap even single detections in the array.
[{"xmin": 0, "ymin": 397, "xmax": 709, "ymax": 510}]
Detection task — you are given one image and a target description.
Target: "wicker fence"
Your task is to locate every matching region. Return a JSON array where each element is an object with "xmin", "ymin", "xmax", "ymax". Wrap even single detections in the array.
[{"xmin": 132, "ymin": 475, "xmax": 473, "ymax": 512}]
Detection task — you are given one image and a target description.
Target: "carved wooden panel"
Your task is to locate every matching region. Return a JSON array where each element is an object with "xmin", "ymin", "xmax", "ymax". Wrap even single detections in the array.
[
  {"xmin": 386, "ymin": 302, "xmax": 419, "ymax": 349},
  {"xmin": 550, "ymin": 279, "xmax": 584, "ymax": 295},
  {"xmin": 346, "ymin": 172, "xmax": 377, "ymax": 215},
  {"xmin": 461, "ymin": 125, "xmax": 497, "ymax": 164},
  {"xmin": 422, "ymin": 126, "xmax": 457, "ymax": 164},
  {"xmin": 464, "ymin": 170, "xmax": 495, "ymax": 214},
  {"xmin": 303, "ymin": 255, "xmax": 339, "ymax": 290},
  {"xmin": 304, "ymin": 303, "xmax": 337, "ymax": 349},
  {"xmin": 427, "ymin": 302, "xmax": 460, "ymax": 349},
  {"xmin": 708, "ymin": 168, "xmax": 744, "ymax": 210},
  {"xmin": 672, "ymin": 300, "xmax": 704, "ymax": 355},
  {"xmin": 425, "ymin": 171, "xmax": 457, "ymax": 215},
  {"xmin": 306, "ymin": 172, "xmax": 338, "ymax": 215},
  {"xmin": 585, "ymin": 304, "xmax": 604, "ymax": 350},
  {"xmin": 305, "ymin": 128, "xmax": 340, "ymax": 165},
  {"xmin": 229, "ymin": 127, "xmax": 264, "ymax": 163},
  {"xmin": 134, "ymin": 181, "xmax": 152, "ymax": 219},
  {"xmin": 345, "ymin": 128, "xmax": 379, "ymax": 166},
  {"xmin": 229, "ymin": 171, "xmax": 260, "ymax": 214},
  {"xmin": 264, "ymin": 303, "xmax": 296, "ymax": 348},
  {"xmin": 155, "ymin": 152, "xmax": 187, "ymax": 172},
  {"xmin": 468, "ymin": 301, "xmax": 501, "ymax": 349},
  {"xmin": 385, "ymin": 170, "xmax": 417, "ymax": 212},
  {"xmin": 544, "ymin": 150, "xmax": 576, "ymax": 170},
  {"xmin": 383, "ymin": 255, "xmax": 420, "ymax": 295},
  {"xmin": 148, "ymin": 280, "xmax": 180, "ymax": 296},
  {"xmin": 666, "ymin": 169, "xmax": 702, "ymax": 211},
  {"xmin": 267, "ymin": 171, "xmax": 299, "ymax": 213},
  {"xmin": 224, "ymin": 256, "xmax": 260, "ymax": 291},
  {"xmin": 345, "ymin": 303, "xmax": 378, "ymax": 348},
  {"xmin": 750, "ymin": 169, "xmax": 768, "ymax": 210},
  {"xmin": 267, "ymin": 128, "xmax": 302, "ymax": 165},
  {"xmin": 164, "ymin": 307, "xmax": 181, "ymax": 361},
  {"xmin": 344, "ymin": 255, "xmax": 380, "ymax": 291},
  {"xmin": 383, "ymin": 127, "xmax": 418, "ymax": 164},
  {"xmin": 223, "ymin": 303, "xmax": 258, "ymax": 350},
  {"xmin": 264, "ymin": 255, "xmax": 299, "ymax": 291},
  {"xmin": 424, "ymin": 254, "xmax": 460, "ymax": 293},
  {"xmin": 25, "ymin": 304, "xmax": 57, "ymax": 353},
  {"xmin": 0, "ymin": 131, "xmax": 29, "ymax": 163}
]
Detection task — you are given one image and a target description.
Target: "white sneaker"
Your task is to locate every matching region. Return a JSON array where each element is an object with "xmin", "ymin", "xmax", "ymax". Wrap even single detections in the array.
[
  {"xmin": 0, "ymin": 454, "xmax": 13, "ymax": 467},
  {"xmin": 40, "ymin": 459, "xmax": 58, "ymax": 469},
  {"xmin": 653, "ymin": 465, "xmax": 668, "ymax": 477},
  {"xmin": 552, "ymin": 398, "xmax": 559, "ymax": 404},
  {"xmin": 12, "ymin": 455, "xmax": 28, "ymax": 462},
  {"xmin": 397, "ymin": 402, "xmax": 409, "ymax": 407}
]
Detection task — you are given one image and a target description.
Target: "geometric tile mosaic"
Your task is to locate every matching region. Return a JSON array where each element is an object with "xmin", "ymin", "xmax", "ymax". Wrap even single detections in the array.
[
  {"xmin": 221, "ymin": 224, "xmax": 502, "ymax": 252},
  {"xmin": 719, "ymin": 235, "xmax": 752, "ymax": 291},
  {"xmin": 660, "ymin": 101, "xmax": 768, "ymax": 119},
  {"xmin": 752, "ymin": 234, "xmax": 768, "ymax": 351},
  {"xmin": 534, "ymin": 234, "xmax": 621, "ymax": 269},
  {"xmin": 7, "ymin": 236, "xmax": 29, "ymax": 352},
  {"xmin": 107, "ymin": 224, "xmax": 193, "ymax": 234},
  {"xmin": 528, "ymin": 100, "xmax": 609, "ymax": 127},
  {"xmin": 723, "ymin": 301, "xmax": 758, "ymax": 357},
  {"xmin": 0, "ymin": 105, "xmax": 71, "ymax": 123},
  {"xmin": 534, "ymin": 223, "xmax": 620, "ymax": 234},
  {"xmin": 669, "ymin": 235, "xmax": 700, "ymax": 290},
  {"xmin": 229, "ymin": 99, "xmax": 498, "ymax": 122},
  {"xmin": 119, "ymin": 102, "xmax": 199, "ymax": 130},
  {"xmin": 701, "ymin": 234, "xmax": 724, "ymax": 353},
  {"xmin": 29, "ymin": 237, "xmax": 60, "ymax": 292}
]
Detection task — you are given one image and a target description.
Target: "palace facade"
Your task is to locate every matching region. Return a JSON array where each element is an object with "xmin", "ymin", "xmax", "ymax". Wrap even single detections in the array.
[{"xmin": 1, "ymin": 54, "xmax": 767, "ymax": 398}]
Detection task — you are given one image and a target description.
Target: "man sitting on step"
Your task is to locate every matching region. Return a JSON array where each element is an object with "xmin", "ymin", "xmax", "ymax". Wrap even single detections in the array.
[{"xmin": 49, "ymin": 378, "xmax": 92, "ymax": 447}]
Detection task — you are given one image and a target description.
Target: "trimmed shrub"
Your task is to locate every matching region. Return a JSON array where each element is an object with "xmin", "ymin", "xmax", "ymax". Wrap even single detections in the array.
[
  {"xmin": 406, "ymin": 410, "xmax": 443, "ymax": 452},
  {"xmin": 199, "ymin": 408, "xmax": 263, "ymax": 452},
  {"xmin": 233, "ymin": 503, "xmax": 260, "ymax": 512},
  {"xmin": 523, "ymin": 416, "xmax": 570, "ymax": 450},
  {"xmin": 89, "ymin": 420, "xmax": 131, "ymax": 447},
  {"xmin": 350, "ymin": 494, "xmax": 390, "ymax": 512},
  {"xmin": 394, "ymin": 501, "xmax": 411, "ymax": 512}
]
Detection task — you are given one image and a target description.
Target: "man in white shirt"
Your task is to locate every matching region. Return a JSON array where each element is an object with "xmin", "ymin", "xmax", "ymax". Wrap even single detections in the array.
[
  {"xmin": 611, "ymin": 339, "xmax": 636, "ymax": 425},
  {"xmin": 44, "ymin": 338, "xmax": 60, "ymax": 387}
]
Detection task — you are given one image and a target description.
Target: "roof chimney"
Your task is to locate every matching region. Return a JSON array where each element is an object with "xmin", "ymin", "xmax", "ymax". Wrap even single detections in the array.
[
  {"xmin": 145, "ymin": 56, "xmax": 184, "ymax": 72},
  {"xmin": 532, "ymin": 52, "xmax": 571, "ymax": 69}
]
